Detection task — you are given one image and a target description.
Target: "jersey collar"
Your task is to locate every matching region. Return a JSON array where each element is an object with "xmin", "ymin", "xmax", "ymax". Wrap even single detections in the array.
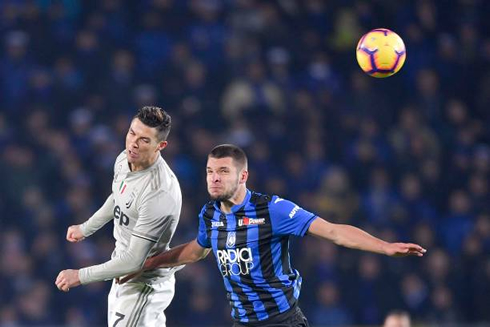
[{"xmin": 127, "ymin": 153, "xmax": 162, "ymax": 175}]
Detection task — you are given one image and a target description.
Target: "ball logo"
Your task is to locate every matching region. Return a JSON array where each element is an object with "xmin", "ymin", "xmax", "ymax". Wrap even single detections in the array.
[{"xmin": 216, "ymin": 247, "xmax": 254, "ymax": 277}]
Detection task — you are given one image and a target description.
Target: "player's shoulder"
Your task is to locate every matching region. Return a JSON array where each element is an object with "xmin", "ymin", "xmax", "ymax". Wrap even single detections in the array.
[
  {"xmin": 115, "ymin": 150, "xmax": 127, "ymax": 165},
  {"xmin": 198, "ymin": 201, "xmax": 216, "ymax": 219},
  {"xmin": 149, "ymin": 157, "xmax": 180, "ymax": 189},
  {"xmin": 113, "ymin": 150, "xmax": 127, "ymax": 173},
  {"xmin": 248, "ymin": 191, "xmax": 293, "ymax": 207},
  {"xmin": 249, "ymin": 191, "xmax": 273, "ymax": 205},
  {"xmin": 249, "ymin": 192, "xmax": 298, "ymax": 217},
  {"xmin": 153, "ymin": 157, "xmax": 177, "ymax": 179},
  {"xmin": 267, "ymin": 194, "xmax": 299, "ymax": 211},
  {"xmin": 203, "ymin": 200, "xmax": 216, "ymax": 212}
]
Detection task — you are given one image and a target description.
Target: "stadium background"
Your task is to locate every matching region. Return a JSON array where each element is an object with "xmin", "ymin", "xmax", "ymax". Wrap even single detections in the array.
[{"xmin": 1, "ymin": 0, "xmax": 489, "ymax": 326}]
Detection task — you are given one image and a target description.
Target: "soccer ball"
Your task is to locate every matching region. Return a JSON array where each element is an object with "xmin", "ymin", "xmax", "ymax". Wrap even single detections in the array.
[{"xmin": 356, "ymin": 28, "xmax": 406, "ymax": 78}]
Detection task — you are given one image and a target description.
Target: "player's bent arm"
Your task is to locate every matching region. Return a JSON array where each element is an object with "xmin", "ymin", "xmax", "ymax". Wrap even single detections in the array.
[
  {"xmin": 79, "ymin": 234, "xmax": 154, "ymax": 284},
  {"xmin": 307, "ymin": 217, "xmax": 427, "ymax": 257},
  {"xmin": 80, "ymin": 193, "xmax": 115, "ymax": 237},
  {"xmin": 145, "ymin": 239, "xmax": 211, "ymax": 270}
]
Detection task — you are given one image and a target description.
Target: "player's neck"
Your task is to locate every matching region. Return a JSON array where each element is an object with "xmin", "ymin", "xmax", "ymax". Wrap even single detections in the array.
[
  {"xmin": 220, "ymin": 186, "xmax": 247, "ymax": 214},
  {"xmin": 129, "ymin": 154, "xmax": 159, "ymax": 172}
]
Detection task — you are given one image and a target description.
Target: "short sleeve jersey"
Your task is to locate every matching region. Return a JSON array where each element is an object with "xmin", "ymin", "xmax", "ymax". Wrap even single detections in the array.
[{"xmin": 196, "ymin": 190, "xmax": 317, "ymax": 323}]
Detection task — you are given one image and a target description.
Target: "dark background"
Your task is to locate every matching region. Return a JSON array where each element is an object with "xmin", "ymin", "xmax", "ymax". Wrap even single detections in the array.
[{"xmin": 1, "ymin": 0, "xmax": 489, "ymax": 326}]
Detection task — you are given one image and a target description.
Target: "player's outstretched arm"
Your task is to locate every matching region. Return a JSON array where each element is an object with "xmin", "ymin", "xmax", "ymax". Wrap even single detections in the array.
[
  {"xmin": 146, "ymin": 239, "xmax": 210, "ymax": 270},
  {"xmin": 308, "ymin": 217, "xmax": 427, "ymax": 257},
  {"xmin": 57, "ymin": 233, "xmax": 160, "ymax": 291},
  {"xmin": 117, "ymin": 239, "xmax": 210, "ymax": 284}
]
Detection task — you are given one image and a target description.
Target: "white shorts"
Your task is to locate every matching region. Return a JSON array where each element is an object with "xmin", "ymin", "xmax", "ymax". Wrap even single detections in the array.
[{"xmin": 107, "ymin": 275, "xmax": 175, "ymax": 327}]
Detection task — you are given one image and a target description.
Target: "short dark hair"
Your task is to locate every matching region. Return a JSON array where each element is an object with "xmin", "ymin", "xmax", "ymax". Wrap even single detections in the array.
[
  {"xmin": 134, "ymin": 106, "xmax": 171, "ymax": 141},
  {"xmin": 209, "ymin": 144, "xmax": 248, "ymax": 170}
]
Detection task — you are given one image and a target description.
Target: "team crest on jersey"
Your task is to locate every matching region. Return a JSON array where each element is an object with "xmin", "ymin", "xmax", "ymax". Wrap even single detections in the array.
[
  {"xmin": 226, "ymin": 232, "xmax": 236, "ymax": 248},
  {"xmin": 238, "ymin": 217, "xmax": 265, "ymax": 226}
]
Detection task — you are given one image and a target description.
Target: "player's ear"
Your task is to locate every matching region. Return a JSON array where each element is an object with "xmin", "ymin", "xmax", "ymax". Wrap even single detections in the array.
[
  {"xmin": 157, "ymin": 140, "xmax": 168, "ymax": 152},
  {"xmin": 239, "ymin": 169, "xmax": 248, "ymax": 184}
]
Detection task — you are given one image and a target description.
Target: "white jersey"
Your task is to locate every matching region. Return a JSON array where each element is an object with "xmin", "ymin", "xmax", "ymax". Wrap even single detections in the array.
[
  {"xmin": 111, "ymin": 151, "xmax": 181, "ymax": 257},
  {"xmin": 79, "ymin": 150, "xmax": 182, "ymax": 284}
]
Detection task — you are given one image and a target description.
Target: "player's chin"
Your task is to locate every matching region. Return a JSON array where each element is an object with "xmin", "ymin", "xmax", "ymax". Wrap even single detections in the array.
[
  {"xmin": 126, "ymin": 155, "xmax": 140, "ymax": 164},
  {"xmin": 209, "ymin": 193, "xmax": 221, "ymax": 200},
  {"xmin": 209, "ymin": 191, "xmax": 226, "ymax": 201}
]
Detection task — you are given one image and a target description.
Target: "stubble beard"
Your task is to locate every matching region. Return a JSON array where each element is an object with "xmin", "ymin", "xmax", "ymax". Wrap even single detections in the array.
[{"xmin": 209, "ymin": 184, "xmax": 239, "ymax": 202}]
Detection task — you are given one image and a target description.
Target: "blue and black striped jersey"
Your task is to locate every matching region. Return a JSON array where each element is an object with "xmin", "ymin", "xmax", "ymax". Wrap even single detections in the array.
[{"xmin": 196, "ymin": 190, "xmax": 317, "ymax": 324}]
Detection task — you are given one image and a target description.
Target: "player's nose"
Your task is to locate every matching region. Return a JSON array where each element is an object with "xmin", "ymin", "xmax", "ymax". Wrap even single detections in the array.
[{"xmin": 211, "ymin": 173, "xmax": 220, "ymax": 182}]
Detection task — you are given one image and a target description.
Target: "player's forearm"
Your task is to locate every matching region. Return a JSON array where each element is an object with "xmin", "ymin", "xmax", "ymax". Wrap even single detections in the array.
[
  {"xmin": 79, "ymin": 236, "xmax": 152, "ymax": 284},
  {"xmin": 80, "ymin": 194, "xmax": 115, "ymax": 237},
  {"xmin": 79, "ymin": 251, "xmax": 144, "ymax": 284},
  {"xmin": 329, "ymin": 224, "xmax": 388, "ymax": 254},
  {"xmin": 146, "ymin": 239, "xmax": 209, "ymax": 270},
  {"xmin": 309, "ymin": 218, "xmax": 388, "ymax": 255}
]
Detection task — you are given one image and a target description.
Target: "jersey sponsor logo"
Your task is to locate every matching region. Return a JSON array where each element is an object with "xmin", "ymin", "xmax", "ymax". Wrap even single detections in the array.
[
  {"xmin": 114, "ymin": 205, "xmax": 130, "ymax": 226},
  {"xmin": 217, "ymin": 247, "xmax": 254, "ymax": 277},
  {"xmin": 226, "ymin": 232, "xmax": 236, "ymax": 248},
  {"xmin": 288, "ymin": 205, "xmax": 300, "ymax": 219},
  {"xmin": 212, "ymin": 221, "xmax": 224, "ymax": 227},
  {"xmin": 238, "ymin": 217, "xmax": 265, "ymax": 226}
]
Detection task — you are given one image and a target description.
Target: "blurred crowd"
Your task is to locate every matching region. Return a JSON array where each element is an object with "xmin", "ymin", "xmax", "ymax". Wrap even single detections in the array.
[{"xmin": 1, "ymin": 0, "xmax": 490, "ymax": 326}]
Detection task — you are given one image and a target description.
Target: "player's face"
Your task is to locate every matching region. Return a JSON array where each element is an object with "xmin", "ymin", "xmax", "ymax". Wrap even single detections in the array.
[
  {"xmin": 206, "ymin": 157, "xmax": 246, "ymax": 201},
  {"xmin": 125, "ymin": 118, "xmax": 167, "ymax": 169}
]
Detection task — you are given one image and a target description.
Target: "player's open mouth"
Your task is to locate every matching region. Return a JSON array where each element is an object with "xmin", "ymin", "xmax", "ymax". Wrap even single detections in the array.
[{"xmin": 128, "ymin": 150, "xmax": 138, "ymax": 158}]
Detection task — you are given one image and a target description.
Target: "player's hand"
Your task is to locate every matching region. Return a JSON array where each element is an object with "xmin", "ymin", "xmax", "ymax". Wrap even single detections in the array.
[
  {"xmin": 66, "ymin": 225, "xmax": 85, "ymax": 242},
  {"xmin": 383, "ymin": 242, "xmax": 427, "ymax": 257},
  {"xmin": 55, "ymin": 269, "xmax": 81, "ymax": 292},
  {"xmin": 116, "ymin": 271, "xmax": 143, "ymax": 285}
]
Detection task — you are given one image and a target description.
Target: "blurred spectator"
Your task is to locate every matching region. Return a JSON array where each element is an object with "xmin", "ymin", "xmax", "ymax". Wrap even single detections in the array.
[
  {"xmin": 311, "ymin": 281, "xmax": 353, "ymax": 326},
  {"xmin": 383, "ymin": 310, "xmax": 411, "ymax": 327},
  {"xmin": 316, "ymin": 166, "xmax": 358, "ymax": 224},
  {"xmin": 221, "ymin": 60, "xmax": 284, "ymax": 121}
]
